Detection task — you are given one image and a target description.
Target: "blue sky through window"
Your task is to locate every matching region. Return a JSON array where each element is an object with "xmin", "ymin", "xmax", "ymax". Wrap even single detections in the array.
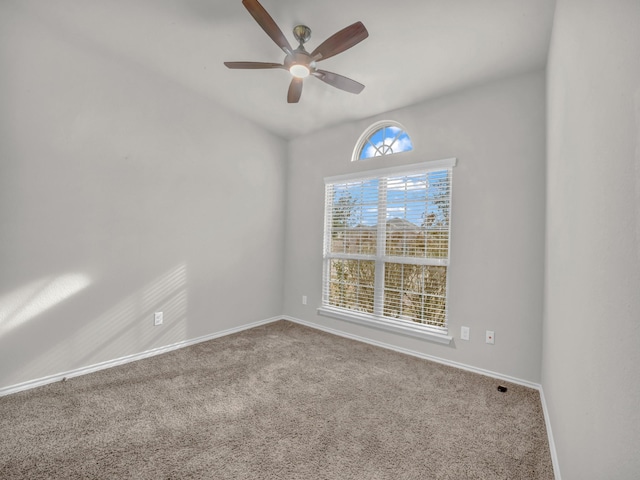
[
  {"xmin": 333, "ymin": 171, "xmax": 449, "ymax": 228},
  {"xmin": 359, "ymin": 125, "xmax": 413, "ymax": 160}
]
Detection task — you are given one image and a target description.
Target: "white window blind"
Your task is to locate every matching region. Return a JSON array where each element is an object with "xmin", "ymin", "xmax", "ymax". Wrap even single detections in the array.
[{"xmin": 322, "ymin": 159, "xmax": 455, "ymax": 333}]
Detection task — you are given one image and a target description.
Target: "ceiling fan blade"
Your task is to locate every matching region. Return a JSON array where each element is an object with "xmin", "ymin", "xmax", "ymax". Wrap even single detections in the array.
[
  {"xmin": 287, "ymin": 77, "xmax": 303, "ymax": 103},
  {"xmin": 224, "ymin": 61, "xmax": 284, "ymax": 69},
  {"xmin": 242, "ymin": 0, "xmax": 293, "ymax": 55},
  {"xmin": 313, "ymin": 70, "xmax": 365, "ymax": 94},
  {"xmin": 310, "ymin": 21, "xmax": 368, "ymax": 62}
]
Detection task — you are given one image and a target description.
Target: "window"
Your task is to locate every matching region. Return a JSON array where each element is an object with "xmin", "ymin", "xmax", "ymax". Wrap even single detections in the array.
[
  {"xmin": 320, "ymin": 159, "xmax": 455, "ymax": 343},
  {"xmin": 353, "ymin": 121, "xmax": 413, "ymax": 161}
]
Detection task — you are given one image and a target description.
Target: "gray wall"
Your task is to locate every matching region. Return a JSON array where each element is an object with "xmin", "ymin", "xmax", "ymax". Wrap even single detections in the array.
[
  {"xmin": 0, "ymin": 3, "xmax": 286, "ymax": 389},
  {"xmin": 6, "ymin": 2, "xmax": 639, "ymax": 475},
  {"xmin": 283, "ymin": 71, "xmax": 546, "ymax": 384},
  {"xmin": 544, "ymin": 0, "xmax": 640, "ymax": 478}
]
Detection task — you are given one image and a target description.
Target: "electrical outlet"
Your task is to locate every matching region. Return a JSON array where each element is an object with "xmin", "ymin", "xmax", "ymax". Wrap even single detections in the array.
[
  {"xmin": 460, "ymin": 326, "xmax": 470, "ymax": 341},
  {"xmin": 302, "ymin": 295, "xmax": 307, "ymax": 305},
  {"xmin": 154, "ymin": 312, "xmax": 163, "ymax": 326},
  {"xmin": 486, "ymin": 330, "xmax": 495, "ymax": 344}
]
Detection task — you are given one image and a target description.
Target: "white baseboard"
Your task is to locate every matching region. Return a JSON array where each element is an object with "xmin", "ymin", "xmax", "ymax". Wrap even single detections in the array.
[
  {"xmin": 539, "ymin": 387, "xmax": 562, "ymax": 479},
  {"xmin": 282, "ymin": 314, "xmax": 562, "ymax": 479},
  {"xmin": 0, "ymin": 316, "xmax": 282, "ymax": 397},
  {"xmin": 282, "ymin": 315, "xmax": 541, "ymax": 389}
]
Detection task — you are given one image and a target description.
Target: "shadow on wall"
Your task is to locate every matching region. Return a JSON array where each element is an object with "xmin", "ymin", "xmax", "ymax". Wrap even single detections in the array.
[{"xmin": 0, "ymin": 264, "xmax": 188, "ymax": 387}]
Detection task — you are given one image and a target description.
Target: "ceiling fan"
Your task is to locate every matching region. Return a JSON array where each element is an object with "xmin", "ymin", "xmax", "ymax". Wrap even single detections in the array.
[{"xmin": 224, "ymin": 0, "xmax": 369, "ymax": 103}]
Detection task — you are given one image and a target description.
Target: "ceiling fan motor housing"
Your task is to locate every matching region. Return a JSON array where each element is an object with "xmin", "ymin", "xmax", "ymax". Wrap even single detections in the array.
[{"xmin": 284, "ymin": 50, "xmax": 314, "ymax": 71}]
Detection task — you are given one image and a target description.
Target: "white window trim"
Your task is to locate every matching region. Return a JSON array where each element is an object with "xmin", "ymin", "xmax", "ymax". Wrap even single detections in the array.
[
  {"xmin": 326, "ymin": 158, "xmax": 456, "ymax": 183},
  {"xmin": 321, "ymin": 158, "xmax": 456, "ymax": 345},
  {"xmin": 317, "ymin": 306, "xmax": 453, "ymax": 344}
]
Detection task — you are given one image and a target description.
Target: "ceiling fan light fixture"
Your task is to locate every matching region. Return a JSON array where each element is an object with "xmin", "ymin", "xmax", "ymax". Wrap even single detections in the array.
[
  {"xmin": 289, "ymin": 64, "xmax": 310, "ymax": 78},
  {"xmin": 224, "ymin": 0, "xmax": 369, "ymax": 102}
]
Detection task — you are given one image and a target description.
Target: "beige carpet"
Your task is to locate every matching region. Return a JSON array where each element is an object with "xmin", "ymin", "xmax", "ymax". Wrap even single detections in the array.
[{"xmin": 0, "ymin": 320, "xmax": 554, "ymax": 479}]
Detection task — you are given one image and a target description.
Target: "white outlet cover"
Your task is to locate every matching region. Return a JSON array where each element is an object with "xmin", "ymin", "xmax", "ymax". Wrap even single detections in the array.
[
  {"xmin": 460, "ymin": 326, "xmax": 470, "ymax": 341},
  {"xmin": 154, "ymin": 312, "xmax": 163, "ymax": 325},
  {"xmin": 486, "ymin": 330, "xmax": 495, "ymax": 344}
]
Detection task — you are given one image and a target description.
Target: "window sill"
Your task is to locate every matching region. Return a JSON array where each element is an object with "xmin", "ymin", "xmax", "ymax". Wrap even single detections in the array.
[{"xmin": 317, "ymin": 306, "xmax": 453, "ymax": 345}]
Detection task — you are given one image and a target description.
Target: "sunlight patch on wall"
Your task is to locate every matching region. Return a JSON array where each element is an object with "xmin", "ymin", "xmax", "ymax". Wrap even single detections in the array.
[
  {"xmin": 71, "ymin": 264, "xmax": 188, "ymax": 366},
  {"xmin": 0, "ymin": 274, "xmax": 91, "ymax": 337},
  {"xmin": 14, "ymin": 264, "xmax": 188, "ymax": 382}
]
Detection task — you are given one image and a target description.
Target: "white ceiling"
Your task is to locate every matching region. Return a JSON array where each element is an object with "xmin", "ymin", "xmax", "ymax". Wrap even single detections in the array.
[{"xmin": 19, "ymin": 0, "xmax": 556, "ymax": 139}]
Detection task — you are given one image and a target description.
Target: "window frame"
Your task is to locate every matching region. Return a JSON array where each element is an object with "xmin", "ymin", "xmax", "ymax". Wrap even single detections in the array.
[
  {"xmin": 319, "ymin": 158, "xmax": 456, "ymax": 345},
  {"xmin": 352, "ymin": 120, "xmax": 414, "ymax": 162}
]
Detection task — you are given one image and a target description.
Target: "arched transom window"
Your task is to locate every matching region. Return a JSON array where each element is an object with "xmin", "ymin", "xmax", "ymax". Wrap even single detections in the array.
[{"xmin": 353, "ymin": 121, "xmax": 413, "ymax": 161}]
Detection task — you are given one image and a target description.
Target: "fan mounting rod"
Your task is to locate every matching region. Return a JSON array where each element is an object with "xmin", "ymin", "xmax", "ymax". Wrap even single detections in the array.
[{"xmin": 293, "ymin": 25, "xmax": 311, "ymax": 46}]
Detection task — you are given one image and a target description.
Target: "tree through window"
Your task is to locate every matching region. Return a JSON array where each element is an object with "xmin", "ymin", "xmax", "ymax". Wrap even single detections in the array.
[{"xmin": 322, "ymin": 159, "xmax": 456, "ymax": 335}]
